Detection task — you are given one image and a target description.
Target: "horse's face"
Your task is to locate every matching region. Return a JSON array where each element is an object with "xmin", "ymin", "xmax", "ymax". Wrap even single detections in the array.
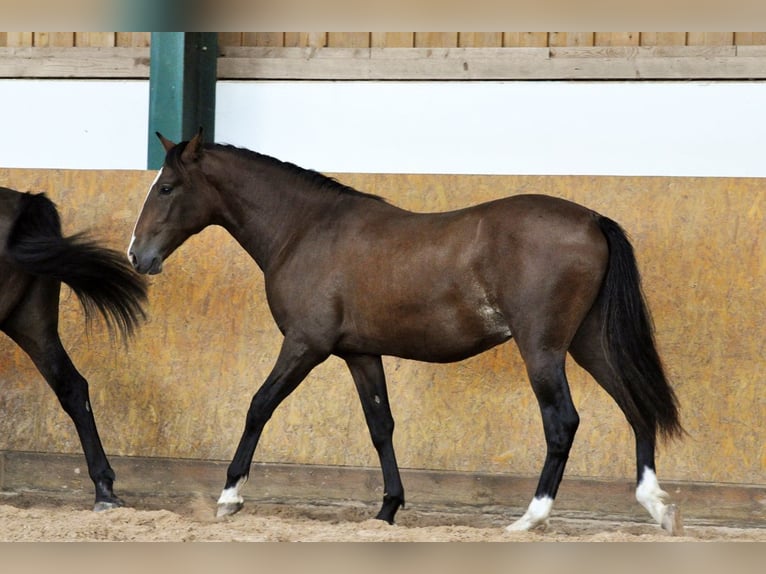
[{"xmin": 128, "ymin": 131, "xmax": 214, "ymax": 275}]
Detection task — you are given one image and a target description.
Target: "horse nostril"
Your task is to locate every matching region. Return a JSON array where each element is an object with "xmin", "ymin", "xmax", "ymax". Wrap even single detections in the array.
[{"xmin": 129, "ymin": 251, "xmax": 138, "ymax": 268}]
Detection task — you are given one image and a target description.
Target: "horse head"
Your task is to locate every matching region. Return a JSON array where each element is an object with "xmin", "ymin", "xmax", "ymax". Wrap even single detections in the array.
[{"xmin": 128, "ymin": 130, "xmax": 215, "ymax": 274}]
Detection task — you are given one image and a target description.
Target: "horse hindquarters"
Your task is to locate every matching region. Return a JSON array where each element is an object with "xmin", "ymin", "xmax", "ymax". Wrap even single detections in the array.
[
  {"xmin": 2, "ymin": 191, "xmax": 146, "ymax": 510},
  {"xmin": 502, "ymin": 205, "xmax": 606, "ymax": 531},
  {"xmin": 0, "ymin": 277, "xmax": 122, "ymax": 511}
]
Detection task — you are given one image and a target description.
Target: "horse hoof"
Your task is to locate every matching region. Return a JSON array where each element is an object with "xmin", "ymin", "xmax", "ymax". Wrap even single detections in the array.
[
  {"xmin": 93, "ymin": 499, "xmax": 124, "ymax": 512},
  {"xmin": 216, "ymin": 502, "xmax": 243, "ymax": 518},
  {"xmin": 661, "ymin": 504, "xmax": 684, "ymax": 536},
  {"xmin": 374, "ymin": 514, "xmax": 396, "ymax": 526},
  {"xmin": 506, "ymin": 518, "xmax": 549, "ymax": 533}
]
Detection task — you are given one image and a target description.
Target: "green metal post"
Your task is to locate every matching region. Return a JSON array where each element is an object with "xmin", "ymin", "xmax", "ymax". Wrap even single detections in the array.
[{"xmin": 147, "ymin": 32, "xmax": 217, "ymax": 169}]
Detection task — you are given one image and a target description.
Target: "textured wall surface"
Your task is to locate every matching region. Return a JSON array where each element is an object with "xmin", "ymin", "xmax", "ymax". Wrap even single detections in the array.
[{"xmin": 0, "ymin": 169, "xmax": 763, "ymax": 486}]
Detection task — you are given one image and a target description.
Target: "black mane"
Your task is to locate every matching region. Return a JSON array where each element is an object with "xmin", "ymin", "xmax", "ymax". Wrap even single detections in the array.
[{"xmin": 174, "ymin": 142, "xmax": 385, "ymax": 203}]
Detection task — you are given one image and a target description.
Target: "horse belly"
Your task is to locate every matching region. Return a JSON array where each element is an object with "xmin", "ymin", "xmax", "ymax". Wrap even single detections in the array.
[{"xmin": 338, "ymin": 290, "xmax": 513, "ymax": 363}]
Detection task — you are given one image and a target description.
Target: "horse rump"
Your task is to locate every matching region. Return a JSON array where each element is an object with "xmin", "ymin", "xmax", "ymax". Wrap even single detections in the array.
[{"xmin": 6, "ymin": 192, "xmax": 148, "ymax": 339}]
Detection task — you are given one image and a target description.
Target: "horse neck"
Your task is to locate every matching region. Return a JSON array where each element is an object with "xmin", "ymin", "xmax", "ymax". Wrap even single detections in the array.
[{"xmin": 205, "ymin": 151, "xmax": 343, "ymax": 271}]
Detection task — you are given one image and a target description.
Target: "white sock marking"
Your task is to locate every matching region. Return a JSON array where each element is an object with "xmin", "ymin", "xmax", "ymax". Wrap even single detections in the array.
[
  {"xmin": 636, "ymin": 467, "xmax": 671, "ymax": 525},
  {"xmin": 506, "ymin": 496, "xmax": 554, "ymax": 532},
  {"xmin": 217, "ymin": 476, "xmax": 247, "ymax": 506}
]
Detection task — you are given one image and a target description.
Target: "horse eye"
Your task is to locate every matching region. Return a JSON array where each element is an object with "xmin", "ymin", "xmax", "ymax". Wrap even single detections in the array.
[{"xmin": 158, "ymin": 184, "xmax": 173, "ymax": 195}]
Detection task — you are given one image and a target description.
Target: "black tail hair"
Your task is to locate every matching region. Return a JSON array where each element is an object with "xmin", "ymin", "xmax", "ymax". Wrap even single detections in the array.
[
  {"xmin": 596, "ymin": 216, "xmax": 682, "ymax": 441},
  {"xmin": 6, "ymin": 192, "xmax": 148, "ymax": 339}
]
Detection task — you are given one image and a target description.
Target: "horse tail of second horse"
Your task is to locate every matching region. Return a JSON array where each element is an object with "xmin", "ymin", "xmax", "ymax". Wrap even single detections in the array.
[
  {"xmin": 7, "ymin": 192, "xmax": 148, "ymax": 338},
  {"xmin": 594, "ymin": 216, "xmax": 682, "ymax": 442}
]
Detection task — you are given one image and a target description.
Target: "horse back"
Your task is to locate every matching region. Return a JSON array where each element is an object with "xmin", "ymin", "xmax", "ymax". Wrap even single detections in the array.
[{"xmin": 267, "ymin": 193, "xmax": 608, "ymax": 362}]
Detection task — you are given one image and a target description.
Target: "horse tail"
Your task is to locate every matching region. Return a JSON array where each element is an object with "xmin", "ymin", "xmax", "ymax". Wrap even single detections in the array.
[
  {"xmin": 6, "ymin": 192, "xmax": 148, "ymax": 339},
  {"xmin": 595, "ymin": 216, "xmax": 682, "ymax": 441}
]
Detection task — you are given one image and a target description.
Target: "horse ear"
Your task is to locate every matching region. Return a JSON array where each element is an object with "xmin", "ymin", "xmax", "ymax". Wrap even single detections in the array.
[
  {"xmin": 181, "ymin": 128, "xmax": 204, "ymax": 162},
  {"xmin": 156, "ymin": 132, "xmax": 176, "ymax": 152}
]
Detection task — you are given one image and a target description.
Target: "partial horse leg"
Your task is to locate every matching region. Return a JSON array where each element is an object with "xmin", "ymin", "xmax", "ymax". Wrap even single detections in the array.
[
  {"xmin": 1, "ymin": 279, "xmax": 122, "ymax": 511},
  {"xmin": 216, "ymin": 336, "xmax": 326, "ymax": 518},
  {"xmin": 507, "ymin": 350, "xmax": 579, "ymax": 532},
  {"xmin": 345, "ymin": 353, "xmax": 404, "ymax": 524},
  {"xmin": 569, "ymin": 309, "xmax": 683, "ymax": 535}
]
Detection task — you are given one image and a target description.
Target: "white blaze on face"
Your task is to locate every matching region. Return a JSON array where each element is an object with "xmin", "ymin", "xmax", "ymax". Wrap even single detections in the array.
[{"xmin": 127, "ymin": 167, "xmax": 163, "ymax": 259}]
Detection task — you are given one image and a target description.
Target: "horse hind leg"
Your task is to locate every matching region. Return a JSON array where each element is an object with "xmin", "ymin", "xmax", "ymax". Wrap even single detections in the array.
[
  {"xmin": 1, "ymin": 280, "xmax": 122, "ymax": 511},
  {"xmin": 569, "ymin": 310, "xmax": 684, "ymax": 535},
  {"xmin": 507, "ymin": 350, "xmax": 579, "ymax": 532}
]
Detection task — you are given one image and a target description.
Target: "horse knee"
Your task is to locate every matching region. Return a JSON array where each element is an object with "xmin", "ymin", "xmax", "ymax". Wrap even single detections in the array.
[{"xmin": 368, "ymin": 415, "xmax": 395, "ymax": 449}]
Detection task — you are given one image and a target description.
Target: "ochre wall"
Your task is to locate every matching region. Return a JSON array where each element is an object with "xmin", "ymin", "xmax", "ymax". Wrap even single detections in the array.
[{"xmin": 0, "ymin": 169, "xmax": 763, "ymax": 486}]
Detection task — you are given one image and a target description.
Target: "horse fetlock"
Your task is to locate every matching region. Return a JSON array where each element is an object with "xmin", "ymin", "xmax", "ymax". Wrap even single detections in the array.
[
  {"xmin": 375, "ymin": 493, "xmax": 404, "ymax": 524},
  {"xmin": 92, "ymin": 477, "xmax": 123, "ymax": 511},
  {"xmin": 506, "ymin": 496, "xmax": 553, "ymax": 532},
  {"xmin": 216, "ymin": 479, "xmax": 246, "ymax": 518},
  {"xmin": 636, "ymin": 469, "xmax": 669, "ymax": 518},
  {"xmin": 635, "ymin": 467, "xmax": 684, "ymax": 535}
]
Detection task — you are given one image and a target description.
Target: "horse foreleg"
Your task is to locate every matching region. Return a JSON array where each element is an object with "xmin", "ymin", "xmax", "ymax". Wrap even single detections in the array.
[
  {"xmin": 216, "ymin": 337, "xmax": 325, "ymax": 518},
  {"xmin": 345, "ymin": 353, "xmax": 404, "ymax": 524},
  {"xmin": 507, "ymin": 354, "xmax": 578, "ymax": 532}
]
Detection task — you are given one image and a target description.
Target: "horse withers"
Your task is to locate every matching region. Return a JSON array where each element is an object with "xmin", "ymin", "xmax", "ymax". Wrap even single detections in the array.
[
  {"xmin": 1, "ymin": 186, "xmax": 147, "ymax": 510},
  {"xmin": 128, "ymin": 131, "xmax": 683, "ymax": 534}
]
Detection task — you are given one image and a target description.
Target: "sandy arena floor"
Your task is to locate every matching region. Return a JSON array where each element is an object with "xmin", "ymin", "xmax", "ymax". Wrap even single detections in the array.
[{"xmin": 0, "ymin": 489, "xmax": 763, "ymax": 542}]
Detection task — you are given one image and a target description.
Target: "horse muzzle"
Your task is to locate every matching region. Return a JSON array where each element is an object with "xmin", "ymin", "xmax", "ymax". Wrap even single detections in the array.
[{"xmin": 128, "ymin": 243, "xmax": 164, "ymax": 275}]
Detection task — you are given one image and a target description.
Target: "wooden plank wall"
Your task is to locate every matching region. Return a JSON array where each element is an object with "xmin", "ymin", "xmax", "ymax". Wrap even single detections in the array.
[
  {"xmin": 224, "ymin": 32, "xmax": 766, "ymax": 47},
  {"xmin": 1, "ymin": 32, "xmax": 766, "ymax": 48},
  {"xmin": 0, "ymin": 32, "xmax": 151, "ymax": 47}
]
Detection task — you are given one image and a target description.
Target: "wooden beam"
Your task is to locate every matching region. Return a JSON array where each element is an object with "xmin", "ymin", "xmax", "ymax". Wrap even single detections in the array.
[
  {"xmin": 0, "ymin": 47, "xmax": 149, "ymax": 78},
  {"xmin": 216, "ymin": 46, "xmax": 766, "ymax": 80},
  {"xmin": 2, "ymin": 45, "xmax": 766, "ymax": 81}
]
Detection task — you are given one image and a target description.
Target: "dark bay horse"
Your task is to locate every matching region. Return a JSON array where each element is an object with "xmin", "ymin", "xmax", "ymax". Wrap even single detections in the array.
[
  {"xmin": 1, "ymin": 186, "xmax": 147, "ymax": 510},
  {"xmin": 128, "ymin": 132, "xmax": 683, "ymax": 534}
]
